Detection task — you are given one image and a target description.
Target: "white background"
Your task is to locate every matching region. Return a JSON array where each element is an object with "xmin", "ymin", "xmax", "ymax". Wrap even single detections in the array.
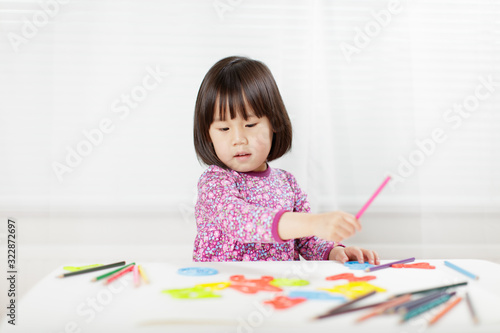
[{"xmin": 1, "ymin": 0, "xmax": 499, "ymax": 304}]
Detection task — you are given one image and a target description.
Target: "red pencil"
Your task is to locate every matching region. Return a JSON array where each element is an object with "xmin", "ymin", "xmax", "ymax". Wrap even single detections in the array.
[{"xmin": 105, "ymin": 265, "xmax": 134, "ymax": 284}]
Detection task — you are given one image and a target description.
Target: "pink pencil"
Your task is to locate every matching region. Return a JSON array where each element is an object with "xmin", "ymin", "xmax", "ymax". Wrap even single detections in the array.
[
  {"xmin": 355, "ymin": 176, "xmax": 391, "ymax": 219},
  {"xmin": 133, "ymin": 264, "xmax": 140, "ymax": 287}
]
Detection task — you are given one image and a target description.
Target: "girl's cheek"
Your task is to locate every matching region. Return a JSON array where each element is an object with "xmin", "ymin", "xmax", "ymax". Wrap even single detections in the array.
[{"xmin": 256, "ymin": 128, "xmax": 273, "ymax": 145}]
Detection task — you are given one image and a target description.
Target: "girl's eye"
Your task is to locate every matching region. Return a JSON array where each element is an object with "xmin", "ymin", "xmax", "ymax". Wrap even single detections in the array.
[
  {"xmin": 246, "ymin": 123, "xmax": 257, "ymax": 128},
  {"xmin": 219, "ymin": 127, "xmax": 229, "ymax": 132}
]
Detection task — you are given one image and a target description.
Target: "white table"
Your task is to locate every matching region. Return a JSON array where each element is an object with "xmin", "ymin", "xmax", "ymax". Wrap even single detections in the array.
[{"xmin": 2, "ymin": 259, "xmax": 500, "ymax": 333}]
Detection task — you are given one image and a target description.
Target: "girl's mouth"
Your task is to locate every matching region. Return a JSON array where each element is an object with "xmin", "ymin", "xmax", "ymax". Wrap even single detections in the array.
[{"xmin": 234, "ymin": 153, "xmax": 251, "ymax": 160}]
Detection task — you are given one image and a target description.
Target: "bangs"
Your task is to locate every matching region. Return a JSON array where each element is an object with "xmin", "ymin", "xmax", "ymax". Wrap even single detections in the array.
[
  {"xmin": 215, "ymin": 91, "xmax": 265, "ymax": 122},
  {"xmin": 213, "ymin": 64, "xmax": 268, "ymax": 122}
]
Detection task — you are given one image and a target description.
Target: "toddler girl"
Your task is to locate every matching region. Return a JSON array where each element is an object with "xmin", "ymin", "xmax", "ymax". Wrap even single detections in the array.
[{"xmin": 193, "ymin": 56, "xmax": 379, "ymax": 264}]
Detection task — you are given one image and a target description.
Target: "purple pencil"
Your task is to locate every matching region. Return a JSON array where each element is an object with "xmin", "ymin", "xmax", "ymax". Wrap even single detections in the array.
[{"xmin": 365, "ymin": 257, "xmax": 415, "ymax": 272}]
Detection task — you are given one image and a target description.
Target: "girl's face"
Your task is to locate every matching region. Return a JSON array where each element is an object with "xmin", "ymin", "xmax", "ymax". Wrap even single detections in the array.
[{"xmin": 209, "ymin": 106, "xmax": 273, "ymax": 173}]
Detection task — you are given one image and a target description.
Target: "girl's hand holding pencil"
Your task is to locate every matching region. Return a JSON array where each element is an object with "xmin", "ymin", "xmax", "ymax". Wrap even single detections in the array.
[
  {"xmin": 278, "ymin": 210, "xmax": 379, "ymax": 264},
  {"xmin": 278, "ymin": 176, "xmax": 389, "ymax": 265},
  {"xmin": 311, "ymin": 211, "xmax": 362, "ymax": 243},
  {"xmin": 277, "ymin": 211, "xmax": 361, "ymax": 243}
]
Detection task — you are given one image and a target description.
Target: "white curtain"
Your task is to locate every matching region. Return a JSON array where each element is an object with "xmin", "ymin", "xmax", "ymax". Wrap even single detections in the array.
[{"xmin": 1, "ymin": 0, "xmax": 499, "ymax": 255}]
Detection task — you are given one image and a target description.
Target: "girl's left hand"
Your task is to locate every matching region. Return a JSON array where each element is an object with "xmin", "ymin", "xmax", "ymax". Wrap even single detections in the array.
[{"xmin": 329, "ymin": 246, "xmax": 380, "ymax": 265}]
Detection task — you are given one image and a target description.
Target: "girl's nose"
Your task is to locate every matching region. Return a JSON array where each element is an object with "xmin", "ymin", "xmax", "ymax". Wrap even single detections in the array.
[{"xmin": 232, "ymin": 128, "xmax": 248, "ymax": 145}]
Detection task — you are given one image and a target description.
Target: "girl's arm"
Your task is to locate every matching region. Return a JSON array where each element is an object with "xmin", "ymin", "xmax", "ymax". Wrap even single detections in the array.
[
  {"xmin": 279, "ymin": 211, "xmax": 362, "ymax": 261},
  {"xmin": 279, "ymin": 172, "xmax": 361, "ymax": 260},
  {"xmin": 279, "ymin": 172, "xmax": 378, "ymax": 264},
  {"xmin": 278, "ymin": 203, "xmax": 378, "ymax": 263},
  {"xmin": 278, "ymin": 211, "xmax": 361, "ymax": 243}
]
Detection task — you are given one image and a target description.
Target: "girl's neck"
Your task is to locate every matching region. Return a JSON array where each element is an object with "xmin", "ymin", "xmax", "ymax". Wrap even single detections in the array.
[{"xmin": 240, "ymin": 164, "xmax": 270, "ymax": 177}]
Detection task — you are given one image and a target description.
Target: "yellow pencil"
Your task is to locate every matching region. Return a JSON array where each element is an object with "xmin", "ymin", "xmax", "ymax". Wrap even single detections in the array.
[{"xmin": 138, "ymin": 265, "xmax": 150, "ymax": 284}]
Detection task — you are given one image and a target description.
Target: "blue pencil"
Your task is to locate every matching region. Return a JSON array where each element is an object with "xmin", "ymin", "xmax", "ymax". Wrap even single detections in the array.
[
  {"xmin": 444, "ymin": 261, "xmax": 479, "ymax": 280},
  {"xmin": 401, "ymin": 292, "xmax": 455, "ymax": 322}
]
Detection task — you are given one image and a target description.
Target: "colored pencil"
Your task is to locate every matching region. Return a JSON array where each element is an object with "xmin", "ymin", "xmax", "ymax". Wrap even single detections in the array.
[
  {"xmin": 356, "ymin": 294, "xmax": 411, "ymax": 322},
  {"xmin": 465, "ymin": 292, "xmax": 479, "ymax": 324},
  {"xmin": 365, "ymin": 257, "xmax": 415, "ymax": 272},
  {"xmin": 444, "ymin": 261, "xmax": 479, "ymax": 280},
  {"xmin": 355, "ymin": 176, "xmax": 391, "ymax": 219},
  {"xmin": 138, "ymin": 265, "xmax": 150, "ymax": 284},
  {"xmin": 390, "ymin": 281, "xmax": 468, "ymax": 298},
  {"xmin": 388, "ymin": 291, "xmax": 443, "ymax": 314},
  {"xmin": 57, "ymin": 261, "xmax": 126, "ymax": 278},
  {"xmin": 401, "ymin": 292, "xmax": 455, "ymax": 322},
  {"xmin": 314, "ymin": 290, "xmax": 377, "ymax": 320},
  {"xmin": 428, "ymin": 296, "xmax": 462, "ymax": 326},
  {"xmin": 314, "ymin": 300, "xmax": 388, "ymax": 320},
  {"xmin": 92, "ymin": 262, "xmax": 136, "ymax": 282},
  {"xmin": 133, "ymin": 264, "xmax": 140, "ymax": 287},
  {"xmin": 105, "ymin": 265, "xmax": 135, "ymax": 284},
  {"xmin": 63, "ymin": 264, "xmax": 102, "ymax": 272},
  {"xmin": 397, "ymin": 291, "xmax": 448, "ymax": 314}
]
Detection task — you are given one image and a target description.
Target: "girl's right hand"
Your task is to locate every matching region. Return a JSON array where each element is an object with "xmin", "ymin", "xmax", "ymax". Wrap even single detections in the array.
[{"xmin": 312, "ymin": 211, "xmax": 361, "ymax": 243}]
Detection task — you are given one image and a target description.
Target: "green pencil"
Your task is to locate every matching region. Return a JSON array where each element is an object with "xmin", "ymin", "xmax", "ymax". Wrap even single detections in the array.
[
  {"xmin": 91, "ymin": 262, "xmax": 135, "ymax": 282},
  {"xmin": 58, "ymin": 261, "xmax": 126, "ymax": 278},
  {"xmin": 391, "ymin": 281, "xmax": 467, "ymax": 298}
]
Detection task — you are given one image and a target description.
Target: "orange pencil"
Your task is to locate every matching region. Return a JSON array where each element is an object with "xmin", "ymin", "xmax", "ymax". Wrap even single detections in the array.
[
  {"xmin": 428, "ymin": 296, "xmax": 462, "ymax": 326},
  {"xmin": 356, "ymin": 294, "xmax": 411, "ymax": 322},
  {"xmin": 105, "ymin": 265, "xmax": 134, "ymax": 284}
]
